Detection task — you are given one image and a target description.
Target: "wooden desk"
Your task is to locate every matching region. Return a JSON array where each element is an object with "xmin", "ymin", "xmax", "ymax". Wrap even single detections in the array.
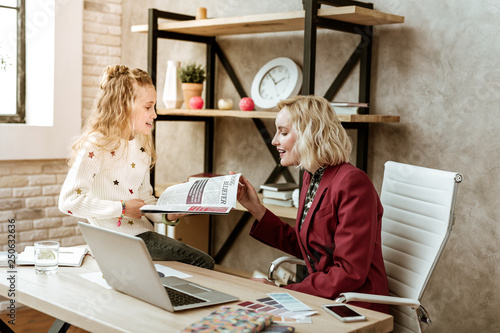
[{"xmin": 0, "ymin": 259, "xmax": 392, "ymax": 332}]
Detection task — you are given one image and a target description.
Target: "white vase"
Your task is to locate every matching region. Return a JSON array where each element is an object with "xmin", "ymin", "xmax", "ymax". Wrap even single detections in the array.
[{"xmin": 163, "ymin": 60, "xmax": 183, "ymax": 109}]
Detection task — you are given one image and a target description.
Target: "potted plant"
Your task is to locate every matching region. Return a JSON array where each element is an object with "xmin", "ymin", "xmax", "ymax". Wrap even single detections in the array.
[{"xmin": 179, "ymin": 62, "xmax": 206, "ymax": 109}]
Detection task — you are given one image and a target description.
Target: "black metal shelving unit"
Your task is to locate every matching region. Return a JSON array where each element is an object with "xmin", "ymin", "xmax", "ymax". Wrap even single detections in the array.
[{"xmin": 143, "ymin": 0, "xmax": 394, "ymax": 263}]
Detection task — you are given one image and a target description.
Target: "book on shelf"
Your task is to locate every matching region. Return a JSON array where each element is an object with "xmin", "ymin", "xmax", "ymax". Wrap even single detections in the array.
[
  {"xmin": 331, "ymin": 102, "xmax": 369, "ymax": 107},
  {"xmin": 141, "ymin": 173, "xmax": 241, "ymax": 215},
  {"xmin": 292, "ymin": 188, "xmax": 300, "ymax": 208},
  {"xmin": 259, "ymin": 183, "xmax": 299, "ymax": 192},
  {"xmin": 262, "ymin": 189, "xmax": 294, "ymax": 200},
  {"xmin": 263, "ymin": 197, "xmax": 294, "ymax": 208},
  {"xmin": 180, "ymin": 306, "xmax": 273, "ymax": 333},
  {"xmin": 330, "ymin": 102, "xmax": 369, "ymax": 115},
  {"xmin": 16, "ymin": 246, "xmax": 89, "ymax": 267}
]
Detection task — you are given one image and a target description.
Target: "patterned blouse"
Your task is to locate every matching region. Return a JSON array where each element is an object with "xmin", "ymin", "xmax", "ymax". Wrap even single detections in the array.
[
  {"xmin": 298, "ymin": 167, "xmax": 326, "ymax": 271},
  {"xmin": 299, "ymin": 167, "xmax": 326, "ymax": 231}
]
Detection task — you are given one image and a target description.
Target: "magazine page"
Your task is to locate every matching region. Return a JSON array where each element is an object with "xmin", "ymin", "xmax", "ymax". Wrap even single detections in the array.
[{"xmin": 141, "ymin": 173, "xmax": 241, "ymax": 214}]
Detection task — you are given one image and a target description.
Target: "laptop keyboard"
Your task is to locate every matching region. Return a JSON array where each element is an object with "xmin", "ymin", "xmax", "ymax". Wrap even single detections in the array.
[{"xmin": 164, "ymin": 286, "xmax": 207, "ymax": 307}]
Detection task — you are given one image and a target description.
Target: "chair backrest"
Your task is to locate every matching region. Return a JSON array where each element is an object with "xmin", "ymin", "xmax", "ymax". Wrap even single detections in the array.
[{"xmin": 380, "ymin": 161, "xmax": 462, "ymax": 332}]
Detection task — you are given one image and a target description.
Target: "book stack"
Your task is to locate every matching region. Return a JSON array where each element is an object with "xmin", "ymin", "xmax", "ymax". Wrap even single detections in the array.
[
  {"xmin": 260, "ymin": 183, "xmax": 299, "ymax": 208},
  {"xmin": 330, "ymin": 102, "xmax": 369, "ymax": 115}
]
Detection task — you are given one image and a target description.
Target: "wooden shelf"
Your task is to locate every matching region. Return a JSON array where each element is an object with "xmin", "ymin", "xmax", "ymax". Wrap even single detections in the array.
[
  {"xmin": 132, "ymin": 6, "xmax": 404, "ymax": 36},
  {"xmin": 157, "ymin": 108, "xmax": 400, "ymax": 123},
  {"xmin": 155, "ymin": 184, "xmax": 297, "ymax": 221},
  {"xmin": 140, "ymin": 2, "xmax": 404, "ymax": 263}
]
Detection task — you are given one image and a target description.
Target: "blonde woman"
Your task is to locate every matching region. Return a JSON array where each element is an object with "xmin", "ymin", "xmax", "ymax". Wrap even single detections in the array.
[
  {"xmin": 59, "ymin": 65, "xmax": 214, "ymax": 269},
  {"xmin": 236, "ymin": 95, "xmax": 389, "ymax": 312}
]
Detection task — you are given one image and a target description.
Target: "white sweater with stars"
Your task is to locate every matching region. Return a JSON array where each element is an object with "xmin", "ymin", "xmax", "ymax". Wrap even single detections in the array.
[{"xmin": 59, "ymin": 135, "xmax": 162, "ymax": 235}]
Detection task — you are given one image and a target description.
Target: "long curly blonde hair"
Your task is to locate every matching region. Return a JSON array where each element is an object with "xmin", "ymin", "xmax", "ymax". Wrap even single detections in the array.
[
  {"xmin": 276, "ymin": 95, "xmax": 351, "ymax": 172},
  {"xmin": 69, "ymin": 65, "xmax": 157, "ymax": 167}
]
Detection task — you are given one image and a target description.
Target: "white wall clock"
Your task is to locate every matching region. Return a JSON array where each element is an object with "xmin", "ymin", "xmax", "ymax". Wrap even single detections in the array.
[{"xmin": 251, "ymin": 57, "xmax": 303, "ymax": 110}]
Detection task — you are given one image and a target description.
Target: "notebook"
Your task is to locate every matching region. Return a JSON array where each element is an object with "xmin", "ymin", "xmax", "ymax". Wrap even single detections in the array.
[
  {"xmin": 78, "ymin": 222, "xmax": 238, "ymax": 312},
  {"xmin": 16, "ymin": 246, "xmax": 88, "ymax": 267},
  {"xmin": 180, "ymin": 306, "xmax": 273, "ymax": 332}
]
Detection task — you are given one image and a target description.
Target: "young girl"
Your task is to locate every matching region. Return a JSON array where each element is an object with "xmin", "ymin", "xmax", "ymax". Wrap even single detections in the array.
[{"xmin": 59, "ymin": 64, "xmax": 214, "ymax": 269}]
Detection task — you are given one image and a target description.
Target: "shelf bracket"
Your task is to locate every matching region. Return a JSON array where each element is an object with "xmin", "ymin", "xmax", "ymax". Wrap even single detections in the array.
[
  {"xmin": 323, "ymin": 39, "xmax": 363, "ymax": 100},
  {"xmin": 146, "ymin": 2, "xmax": 378, "ymax": 261}
]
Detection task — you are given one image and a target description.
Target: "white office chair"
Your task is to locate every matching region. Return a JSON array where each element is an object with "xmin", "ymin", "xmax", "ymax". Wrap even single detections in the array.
[{"xmin": 268, "ymin": 161, "xmax": 463, "ymax": 333}]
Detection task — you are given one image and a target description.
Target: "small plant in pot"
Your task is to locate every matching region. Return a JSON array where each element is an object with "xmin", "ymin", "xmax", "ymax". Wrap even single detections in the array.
[{"xmin": 179, "ymin": 62, "xmax": 206, "ymax": 109}]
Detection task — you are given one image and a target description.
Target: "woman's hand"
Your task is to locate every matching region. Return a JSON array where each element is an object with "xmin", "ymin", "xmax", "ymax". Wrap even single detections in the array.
[
  {"xmin": 230, "ymin": 172, "xmax": 266, "ymax": 221},
  {"xmin": 124, "ymin": 199, "xmax": 146, "ymax": 219}
]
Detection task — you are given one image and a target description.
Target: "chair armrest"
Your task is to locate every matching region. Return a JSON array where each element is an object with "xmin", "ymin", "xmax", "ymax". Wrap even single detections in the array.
[
  {"xmin": 335, "ymin": 292, "xmax": 421, "ymax": 309},
  {"xmin": 335, "ymin": 292, "xmax": 432, "ymax": 326},
  {"xmin": 268, "ymin": 256, "xmax": 306, "ymax": 281}
]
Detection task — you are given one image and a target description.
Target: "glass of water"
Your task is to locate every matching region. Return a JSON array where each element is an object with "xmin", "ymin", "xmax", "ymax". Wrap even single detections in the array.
[{"xmin": 34, "ymin": 241, "xmax": 59, "ymax": 275}]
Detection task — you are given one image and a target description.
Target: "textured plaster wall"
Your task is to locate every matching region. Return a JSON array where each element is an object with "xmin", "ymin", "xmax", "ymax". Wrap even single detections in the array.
[{"xmin": 122, "ymin": 1, "xmax": 499, "ymax": 332}]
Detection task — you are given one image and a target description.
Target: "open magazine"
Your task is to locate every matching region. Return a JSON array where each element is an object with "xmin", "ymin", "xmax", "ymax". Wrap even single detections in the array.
[{"xmin": 141, "ymin": 173, "xmax": 241, "ymax": 214}]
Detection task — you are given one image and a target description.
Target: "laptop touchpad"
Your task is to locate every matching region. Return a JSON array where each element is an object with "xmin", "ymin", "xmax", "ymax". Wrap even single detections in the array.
[{"xmin": 176, "ymin": 283, "xmax": 210, "ymax": 294}]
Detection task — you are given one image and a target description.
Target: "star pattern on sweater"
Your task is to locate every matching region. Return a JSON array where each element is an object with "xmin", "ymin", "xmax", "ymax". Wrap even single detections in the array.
[{"xmin": 63, "ymin": 137, "xmax": 154, "ymax": 233}]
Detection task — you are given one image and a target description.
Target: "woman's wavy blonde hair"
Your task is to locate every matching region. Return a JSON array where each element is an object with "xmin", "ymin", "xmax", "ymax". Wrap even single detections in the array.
[
  {"xmin": 276, "ymin": 95, "xmax": 352, "ymax": 172},
  {"xmin": 69, "ymin": 64, "xmax": 157, "ymax": 167}
]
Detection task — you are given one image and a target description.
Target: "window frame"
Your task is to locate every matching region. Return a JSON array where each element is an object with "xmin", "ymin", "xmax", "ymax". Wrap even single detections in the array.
[
  {"xmin": 0, "ymin": 0, "xmax": 26, "ymax": 123},
  {"xmin": 0, "ymin": 0, "xmax": 82, "ymax": 161}
]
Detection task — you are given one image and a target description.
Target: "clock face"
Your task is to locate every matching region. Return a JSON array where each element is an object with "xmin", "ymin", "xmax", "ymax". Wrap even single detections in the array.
[
  {"xmin": 251, "ymin": 57, "xmax": 302, "ymax": 110},
  {"xmin": 259, "ymin": 66, "xmax": 292, "ymax": 101}
]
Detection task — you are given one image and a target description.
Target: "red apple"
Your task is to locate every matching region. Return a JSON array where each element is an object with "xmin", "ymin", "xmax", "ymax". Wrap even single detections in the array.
[
  {"xmin": 239, "ymin": 97, "xmax": 255, "ymax": 111},
  {"xmin": 189, "ymin": 96, "xmax": 204, "ymax": 109}
]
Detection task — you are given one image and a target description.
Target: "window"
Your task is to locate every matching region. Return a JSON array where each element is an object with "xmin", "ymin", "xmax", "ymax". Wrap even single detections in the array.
[
  {"xmin": 0, "ymin": 0, "xmax": 25, "ymax": 123},
  {"xmin": 0, "ymin": 0, "xmax": 82, "ymax": 160}
]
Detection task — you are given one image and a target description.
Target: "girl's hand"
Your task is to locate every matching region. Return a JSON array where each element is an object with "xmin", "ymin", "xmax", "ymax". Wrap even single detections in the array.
[
  {"xmin": 124, "ymin": 199, "xmax": 146, "ymax": 219},
  {"xmin": 230, "ymin": 172, "xmax": 266, "ymax": 221}
]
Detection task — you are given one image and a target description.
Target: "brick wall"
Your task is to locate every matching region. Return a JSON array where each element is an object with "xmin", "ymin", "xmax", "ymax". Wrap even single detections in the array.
[
  {"xmin": 0, "ymin": 160, "xmax": 82, "ymax": 251},
  {"xmin": 0, "ymin": 0, "xmax": 122, "ymax": 251},
  {"xmin": 82, "ymin": 0, "xmax": 122, "ymax": 119}
]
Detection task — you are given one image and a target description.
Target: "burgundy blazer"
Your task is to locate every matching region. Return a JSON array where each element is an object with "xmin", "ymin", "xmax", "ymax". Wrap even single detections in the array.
[{"xmin": 250, "ymin": 163, "xmax": 389, "ymax": 313}]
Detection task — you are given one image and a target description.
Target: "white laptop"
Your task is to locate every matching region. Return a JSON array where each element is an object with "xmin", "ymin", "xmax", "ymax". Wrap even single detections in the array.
[{"xmin": 78, "ymin": 221, "xmax": 238, "ymax": 312}]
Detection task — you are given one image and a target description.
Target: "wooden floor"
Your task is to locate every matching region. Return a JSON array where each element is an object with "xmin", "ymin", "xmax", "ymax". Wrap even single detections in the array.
[{"xmin": 0, "ymin": 307, "xmax": 90, "ymax": 333}]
